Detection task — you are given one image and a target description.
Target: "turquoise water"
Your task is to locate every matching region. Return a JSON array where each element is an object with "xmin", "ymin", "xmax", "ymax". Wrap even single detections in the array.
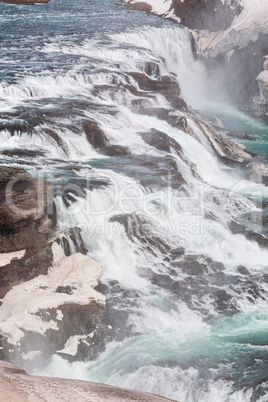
[
  {"xmin": 1, "ymin": 1, "xmax": 268, "ymax": 401},
  {"xmin": 200, "ymin": 102, "xmax": 268, "ymax": 159}
]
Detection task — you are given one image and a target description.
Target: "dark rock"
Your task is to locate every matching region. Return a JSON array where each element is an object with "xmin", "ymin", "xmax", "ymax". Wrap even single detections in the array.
[
  {"xmin": 141, "ymin": 128, "xmax": 182, "ymax": 154},
  {"xmin": 44, "ymin": 129, "xmax": 67, "ymax": 153},
  {"xmin": 227, "ymin": 131, "xmax": 256, "ymax": 141},
  {"xmin": 55, "ymin": 286, "xmax": 73, "ymax": 295},
  {"xmin": 0, "ymin": 166, "xmax": 29, "ymax": 187},
  {"xmin": 207, "ymin": 260, "xmax": 225, "ymax": 271},
  {"xmin": 220, "ymin": 33, "xmax": 268, "ymax": 111},
  {"xmin": 237, "ymin": 265, "xmax": 250, "ymax": 275},
  {"xmin": 99, "ymin": 145, "xmax": 128, "ymax": 156},
  {"xmin": 179, "ymin": 261, "xmax": 208, "ymax": 276},
  {"xmin": 177, "ymin": 116, "xmax": 194, "ymax": 136},
  {"xmin": 0, "ymin": 243, "xmax": 53, "ymax": 299},
  {"xmin": 130, "ymin": 73, "xmax": 187, "ymax": 110},
  {"xmin": 95, "ymin": 282, "xmax": 109, "ymax": 293},
  {"xmin": 82, "ymin": 120, "xmax": 108, "ymax": 149},
  {"xmin": 2, "ymin": 149, "xmax": 45, "ymax": 159},
  {"xmin": 0, "ymin": 121, "xmax": 30, "ymax": 135},
  {"xmin": 109, "ymin": 280, "xmax": 120, "ymax": 286},
  {"xmin": 0, "ymin": 167, "xmax": 58, "ymax": 297},
  {"xmin": 67, "ymin": 227, "xmax": 88, "ymax": 255},
  {"xmin": 143, "ymin": 62, "xmax": 161, "ymax": 77},
  {"xmin": 170, "ymin": 246, "xmax": 185, "ymax": 257},
  {"xmin": 171, "ymin": 0, "xmax": 241, "ymax": 31},
  {"xmin": 229, "ymin": 220, "xmax": 268, "ymax": 249}
]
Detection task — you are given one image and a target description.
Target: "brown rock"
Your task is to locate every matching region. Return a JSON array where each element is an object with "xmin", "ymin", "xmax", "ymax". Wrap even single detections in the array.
[
  {"xmin": 129, "ymin": 73, "xmax": 187, "ymax": 110},
  {"xmin": 99, "ymin": 145, "xmax": 128, "ymax": 156},
  {"xmin": 82, "ymin": 120, "xmax": 108, "ymax": 149},
  {"xmin": 2, "ymin": 0, "xmax": 50, "ymax": 4}
]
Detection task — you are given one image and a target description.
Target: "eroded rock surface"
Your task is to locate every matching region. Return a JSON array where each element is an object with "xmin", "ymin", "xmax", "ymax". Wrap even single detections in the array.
[
  {"xmin": 0, "ymin": 360, "xmax": 175, "ymax": 402},
  {"xmin": 0, "ymin": 167, "xmax": 106, "ymax": 370}
]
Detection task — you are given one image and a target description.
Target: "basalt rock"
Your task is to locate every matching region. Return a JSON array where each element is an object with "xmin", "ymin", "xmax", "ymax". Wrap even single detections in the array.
[
  {"xmin": 99, "ymin": 145, "xmax": 128, "ymax": 157},
  {"xmin": 171, "ymin": 0, "xmax": 240, "ymax": 31},
  {"xmin": 140, "ymin": 128, "xmax": 182, "ymax": 154},
  {"xmin": 82, "ymin": 120, "xmax": 108, "ymax": 149},
  {"xmin": 0, "ymin": 167, "xmax": 57, "ymax": 297},
  {"xmin": 130, "ymin": 73, "xmax": 187, "ymax": 110}
]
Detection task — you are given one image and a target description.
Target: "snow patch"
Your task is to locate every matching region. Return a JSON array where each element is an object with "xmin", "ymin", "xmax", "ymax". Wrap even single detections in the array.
[
  {"xmin": 57, "ymin": 334, "xmax": 88, "ymax": 356},
  {"xmin": 193, "ymin": 0, "xmax": 268, "ymax": 57},
  {"xmin": 0, "ymin": 250, "xmax": 26, "ymax": 267},
  {"xmin": 123, "ymin": 0, "xmax": 181, "ymax": 21},
  {"xmin": 0, "ymin": 248, "xmax": 105, "ymax": 345}
]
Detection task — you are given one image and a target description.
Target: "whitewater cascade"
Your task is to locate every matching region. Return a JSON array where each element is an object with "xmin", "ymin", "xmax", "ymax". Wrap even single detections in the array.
[{"xmin": 1, "ymin": 7, "xmax": 268, "ymax": 401}]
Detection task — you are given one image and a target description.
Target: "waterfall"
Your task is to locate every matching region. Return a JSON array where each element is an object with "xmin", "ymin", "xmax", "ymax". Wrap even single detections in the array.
[{"xmin": 1, "ymin": 5, "xmax": 268, "ymax": 399}]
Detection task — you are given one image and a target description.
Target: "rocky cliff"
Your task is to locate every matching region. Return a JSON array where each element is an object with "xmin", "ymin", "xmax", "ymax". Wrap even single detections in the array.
[
  {"xmin": 0, "ymin": 166, "xmax": 107, "ymax": 371},
  {"xmin": 123, "ymin": 0, "xmax": 268, "ymax": 114}
]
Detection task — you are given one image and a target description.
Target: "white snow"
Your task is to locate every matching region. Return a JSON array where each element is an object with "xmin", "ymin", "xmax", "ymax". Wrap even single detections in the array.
[
  {"xmin": 0, "ymin": 250, "xmax": 26, "ymax": 267},
  {"xmin": 257, "ymin": 69, "xmax": 268, "ymax": 102},
  {"xmin": 21, "ymin": 351, "xmax": 42, "ymax": 361},
  {"xmin": 0, "ymin": 245, "xmax": 105, "ymax": 345},
  {"xmin": 125, "ymin": 0, "xmax": 171, "ymax": 14},
  {"xmin": 193, "ymin": 0, "xmax": 268, "ymax": 57},
  {"xmin": 124, "ymin": 0, "xmax": 268, "ymax": 58},
  {"xmin": 57, "ymin": 332, "xmax": 96, "ymax": 356},
  {"xmin": 123, "ymin": 0, "xmax": 181, "ymax": 21}
]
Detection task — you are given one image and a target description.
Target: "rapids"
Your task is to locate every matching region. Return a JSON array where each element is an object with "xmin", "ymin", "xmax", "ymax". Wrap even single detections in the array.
[{"xmin": 1, "ymin": 0, "xmax": 268, "ymax": 401}]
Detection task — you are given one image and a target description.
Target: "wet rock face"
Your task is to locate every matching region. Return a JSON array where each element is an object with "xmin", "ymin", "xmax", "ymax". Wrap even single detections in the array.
[
  {"xmin": 221, "ymin": 33, "xmax": 268, "ymax": 110},
  {"xmin": 141, "ymin": 129, "xmax": 182, "ymax": 154},
  {"xmin": 171, "ymin": 0, "xmax": 240, "ymax": 31},
  {"xmin": 0, "ymin": 167, "xmax": 53, "ymax": 225},
  {"xmin": 130, "ymin": 73, "xmax": 187, "ymax": 110},
  {"xmin": 0, "ymin": 166, "xmax": 56, "ymax": 297},
  {"xmin": 82, "ymin": 120, "xmax": 108, "ymax": 149}
]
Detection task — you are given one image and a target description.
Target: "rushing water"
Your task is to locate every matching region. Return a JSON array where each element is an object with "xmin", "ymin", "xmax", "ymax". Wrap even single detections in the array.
[{"xmin": 1, "ymin": 0, "xmax": 268, "ymax": 401}]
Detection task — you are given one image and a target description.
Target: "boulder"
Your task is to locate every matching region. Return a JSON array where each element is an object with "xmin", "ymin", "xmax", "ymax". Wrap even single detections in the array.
[
  {"xmin": 140, "ymin": 128, "xmax": 182, "ymax": 154},
  {"xmin": 99, "ymin": 145, "xmax": 128, "ymax": 156},
  {"xmin": 82, "ymin": 120, "xmax": 108, "ymax": 149},
  {"xmin": 130, "ymin": 73, "xmax": 187, "ymax": 109}
]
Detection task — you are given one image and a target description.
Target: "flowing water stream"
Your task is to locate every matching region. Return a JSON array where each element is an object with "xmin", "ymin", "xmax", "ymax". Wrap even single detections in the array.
[{"xmin": 1, "ymin": 0, "xmax": 268, "ymax": 401}]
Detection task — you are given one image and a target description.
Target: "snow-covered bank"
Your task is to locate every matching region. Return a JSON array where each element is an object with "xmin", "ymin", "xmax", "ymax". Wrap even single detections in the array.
[
  {"xmin": 0, "ymin": 360, "xmax": 175, "ymax": 402},
  {"xmin": 193, "ymin": 0, "xmax": 268, "ymax": 58},
  {"xmin": 123, "ymin": 0, "xmax": 180, "ymax": 22},
  {"xmin": 257, "ymin": 56, "xmax": 268, "ymax": 103},
  {"xmin": 0, "ymin": 166, "xmax": 107, "ymax": 370},
  {"xmin": 122, "ymin": 0, "xmax": 268, "ymax": 111},
  {"xmin": 0, "ymin": 247, "xmax": 104, "ymax": 346}
]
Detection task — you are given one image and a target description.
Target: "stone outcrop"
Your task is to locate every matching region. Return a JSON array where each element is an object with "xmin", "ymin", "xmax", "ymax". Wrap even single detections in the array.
[
  {"xmin": 123, "ymin": 0, "xmax": 268, "ymax": 113},
  {"xmin": 129, "ymin": 73, "xmax": 187, "ymax": 110},
  {"xmin": 0, "ymin": 166, "xmax": 106, "ymax": 371},
  {"xmin": 0, "ymin": 167, "xmax": 56, "ymax": 297},
  {"xmin": 187, "ymin": 112, "xmax": 251, "ymax": 163},
  {"xmin": 0, "ymin": 360, "xmax": 175, "ymax": 402},
  {"xmin": 171, "ymin": 0, "xmax": 241, "ymax": 31}
]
